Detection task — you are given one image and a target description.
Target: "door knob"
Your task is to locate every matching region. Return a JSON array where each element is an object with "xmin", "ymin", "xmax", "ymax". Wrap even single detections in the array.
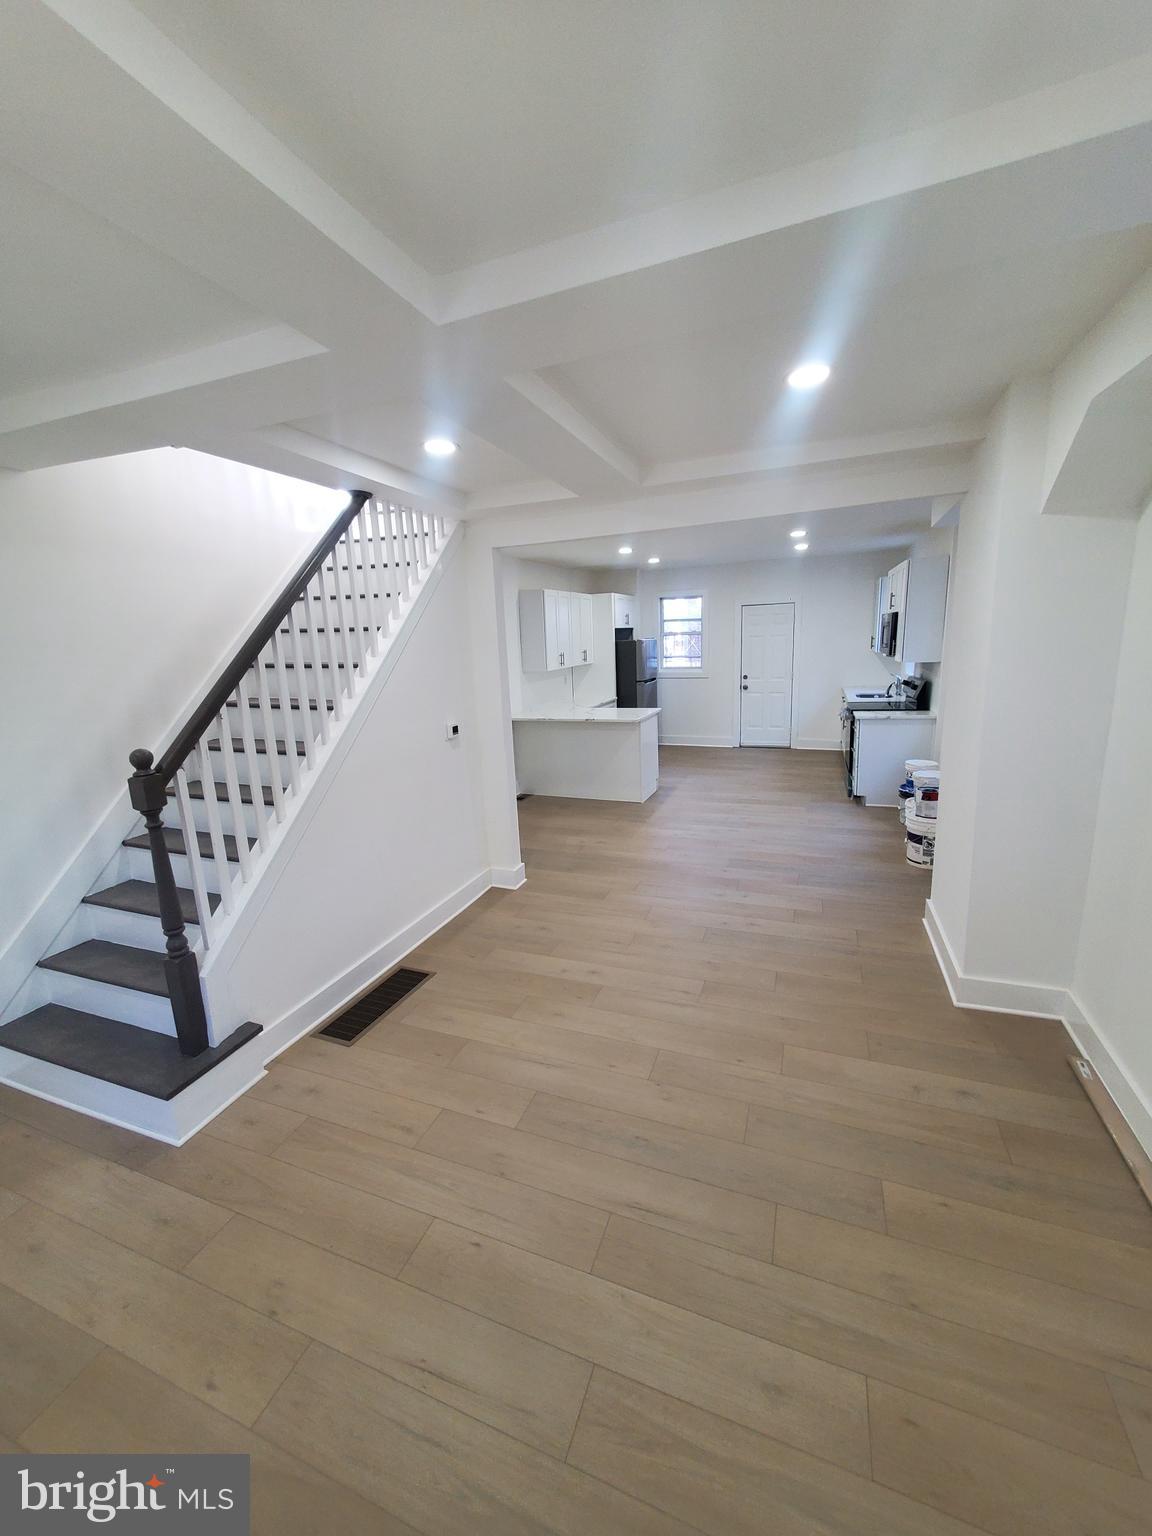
[
  {"xmin": 742, "ymin": 674, "xmax": 748, "ymax": 680},
  {"xmin": 741, "ymin": 684, "xmax": 749, "ymax": 691}
]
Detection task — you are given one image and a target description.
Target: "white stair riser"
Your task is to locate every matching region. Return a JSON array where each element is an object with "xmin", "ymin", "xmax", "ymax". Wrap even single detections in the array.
[
  {"xmin": 122, "ymin": 841, "xmax": 229, "ymax": 892},
  {"xmin": 204, "ymin": 744, "xmax": 285, "ymax": 788},
  {"xmin": 56, "ymin": 902, "xmax": 202, "ymax": 956},
  {"xmin": 171, "ymin": 789, "xmax": 272, "ymax": 842},
  {"xmin": 225, "ymin": 701, "xmax": 335, "ymax": 744},
  {"xmin": 34, "ymin": 967, "xmax": 177, "ymax": 1035}
]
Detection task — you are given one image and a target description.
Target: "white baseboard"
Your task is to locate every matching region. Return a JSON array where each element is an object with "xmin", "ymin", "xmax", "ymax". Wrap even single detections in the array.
[
  {"xmin": 792, "ymin": 737, "xmax": 840, "ymax": 752},
  {"xmin": 924, "ymin": 897, "xmax": 1152, "ymax": 1166},
  {"xmin": 1063, "ymin": 991, "xmax": 1152, "ymax": 1162},
  {"xmin": 922, "ymin": 899, "xmax": 1066, "ymax": 1017},
  {"xmin": 491, "ymin": 862, "xmax": 526, "ymax": 889},
  {"xmin": 658, "ymin": 735, "xmax": 736, "ymax": 748}
]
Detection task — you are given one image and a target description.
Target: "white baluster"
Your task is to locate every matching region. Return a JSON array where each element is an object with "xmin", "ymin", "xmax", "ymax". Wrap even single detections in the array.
[
  {"xmin": 216, "ymin": 708, "xmax": 253, "ymax": 883},
  {"xmin": 304, "ymin": 585, "xmax": 331, "ymax": 746},
  {"xmin": 236, "ymin": 678, "xmax": 271, "ymax": 853},
  {"xmin": 395, "ymin": 506, "xmax": 412, "ymax": 602},
  {"xmin": 368, "ymin": 500, "xmax": 390, "ymax": 634},
  {"xmin": 271, "ymin": 630, "xmax": 301, "ymax": 795},
  {"xmin": 288, "ymin": 620, "xmax": 317, "ymax": 767},
  {"xmin": 195, "ymin": 741, "xmax": 234, "ymax": 917},
  {"xmin": 253, "ymin": 647, "xmax": 286, "ymax": 823},
  {"xmin": 356, "ymin": 505, "xmax": 381, "ymax": 655},
  {"xmin": 316, "ymin": 575, "xmax": 345, "ymax": 723},
  {"xmin": 415, "ymin": 506, "xmax": 429, "ymax": 573},
  {"xmin": 329, "ymin": 544, "xmax": 358, "ymax": 699},
  {"xmin": 341, "ymin": 528, "xmax": 367, "ymax": 674},
  {"xmin": 173, "ymin": 766, "xmax": 215, "ymax": 946},
  {"xmin": 381, "ymin": 501, "xmax": 400, "ymax": 624}
]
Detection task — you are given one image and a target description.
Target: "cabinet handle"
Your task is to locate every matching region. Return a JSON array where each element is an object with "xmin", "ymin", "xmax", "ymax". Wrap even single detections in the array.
[
  {"xmin": 559, "ymin": 652, "xmax": 564, "ymax": 666},
  {"xmin": 741, "ymin": 684, "xmax": 749, "ymax": 691},
  {"xmin": 582, "ymin": 649, "xmax": 588, "ymax": 661}
]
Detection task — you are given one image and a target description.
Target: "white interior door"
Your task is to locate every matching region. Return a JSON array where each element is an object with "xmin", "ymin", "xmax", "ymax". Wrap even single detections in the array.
[{"xmin": 739, "ymin": 603, "xmax": 795, "ymax": 747}]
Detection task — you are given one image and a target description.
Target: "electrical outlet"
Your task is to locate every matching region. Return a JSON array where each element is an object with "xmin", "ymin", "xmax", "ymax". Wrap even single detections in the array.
[{"xmin": 445, "ymin": 721, "xmax": 461, "ymax": 741}]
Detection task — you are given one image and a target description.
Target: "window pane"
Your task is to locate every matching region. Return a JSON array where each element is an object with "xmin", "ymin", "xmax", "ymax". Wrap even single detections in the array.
[
  {"xmin": 661, "ymin": 597, "xmax": 702, "ymax": 621},
  {"xmin": 660, "ymin": 595, "xmax": 703, "ymax": 669}
]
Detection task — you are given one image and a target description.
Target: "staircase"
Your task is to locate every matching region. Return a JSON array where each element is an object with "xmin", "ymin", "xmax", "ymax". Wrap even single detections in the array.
[{"xmin": 0, "ymin": 491, "xmax": 451, "ymax": 1136}]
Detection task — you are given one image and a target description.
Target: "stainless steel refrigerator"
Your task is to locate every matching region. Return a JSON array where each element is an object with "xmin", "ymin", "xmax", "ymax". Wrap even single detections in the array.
[{"xmin": 614, "ymin": 631, "xmax": 658, "ymax": 709}]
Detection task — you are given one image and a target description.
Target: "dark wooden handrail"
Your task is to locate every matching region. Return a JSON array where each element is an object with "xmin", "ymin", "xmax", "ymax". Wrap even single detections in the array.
[{"xmin": 153, "ymin": 489, "xmax": 371, "ymax": 784}]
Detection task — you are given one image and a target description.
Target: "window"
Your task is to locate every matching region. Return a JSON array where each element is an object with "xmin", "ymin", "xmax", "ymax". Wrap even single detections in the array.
[{"xmin": 659, "ymin": 594, "xmax": 704, "ymax": 670}]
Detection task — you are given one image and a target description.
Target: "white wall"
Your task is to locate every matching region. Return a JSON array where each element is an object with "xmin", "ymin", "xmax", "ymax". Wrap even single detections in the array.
[
  {"xmin": 0, "ymin": 449, "xmax": 342, "ymax": 975},
  {"xmin": 929, "ymin": 380, "xmax": 1136, "ymax": 997},
  {"xmin": 499, "ymin": 554, "xmax": 605, "ymax": 715},
  {"xmin": 635, "ymin": 552, "xmax": 895, "ymax": 748},
  {"xmin": 212, "ymin": 543, "xmax": 490, "ymax": 1040},
  {"xmin": 1070, "ymin": 500, "xmax": 1152, "ymax": 1145}
]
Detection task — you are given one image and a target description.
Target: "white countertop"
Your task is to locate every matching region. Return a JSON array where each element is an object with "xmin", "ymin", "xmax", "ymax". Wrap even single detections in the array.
[
  {"xmin": 851, "ymin": 709, "xmax": 937, "ymax": 721},
  {"xmin": 511, "ymin": 707, "xmax": 661, "ymax": 724}
]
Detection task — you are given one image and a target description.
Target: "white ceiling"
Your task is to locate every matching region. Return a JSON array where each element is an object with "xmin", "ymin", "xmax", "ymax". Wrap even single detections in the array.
[
  {"xmin": 1, "ymin": 0, "xmax": 1151, "ymax": 528},
  {"xmin": 132, "ymin": 0, "xmax": 1152, "ymax": 272},
  {"xmin": 542, "ymin": 229, "xmax": 1152, "ymax": 462},
  {"xmin": 288, "ymin": 407, "xmax": 533, "ymax": 493},
  {"xmin": 0, "ymin": 162, "xmax": 263, "ymax": 397},
  {"xmin": 507, "ymin": 498, "xmax": 937, "ymax": 569}
]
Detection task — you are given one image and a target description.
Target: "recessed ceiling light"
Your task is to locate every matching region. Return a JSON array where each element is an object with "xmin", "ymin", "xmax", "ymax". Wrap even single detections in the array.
[
  {"xmin": 790, "ymin": 529, "xmax": 807, "ymax": 539},
  {"xmin": 423, "ymin": 437, "xmax": 458, "ymax": 458},
  {"xmin": 647, "ymin": 556, "xmax": 660, "ymax": 565},
  {"xmin": 786, "ymin": 362, "xmax": 831, "ymax": 391},
  {"xmin": 794, "ymin": 543, "xmax": 809, "ymax": 552},
  {"xmin": 618, "ymin": 545, "xmax": 633, "ymax": 555}
]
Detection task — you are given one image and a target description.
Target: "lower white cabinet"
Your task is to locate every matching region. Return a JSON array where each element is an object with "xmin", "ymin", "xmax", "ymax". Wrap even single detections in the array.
[{"xmin": 519, "ymin": 588, "xmax": 594, "ymax": 672}]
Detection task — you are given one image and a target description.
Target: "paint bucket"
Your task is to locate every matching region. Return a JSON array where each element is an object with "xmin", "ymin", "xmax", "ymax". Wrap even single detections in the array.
[
  {"xmin": 905, "ymin": 810, "xmax": 937, "ymax": 866},
  {"xmin": 898, "ymin": 760, "xmax": 937, "ymax": 824},
  {"xmin": 912, "ymin": 768, "xmax": 940, "ymax": 819}
]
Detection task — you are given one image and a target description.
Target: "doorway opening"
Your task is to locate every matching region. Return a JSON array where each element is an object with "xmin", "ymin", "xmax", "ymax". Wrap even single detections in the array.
[{"xmin": 739, "ymin": 601, "xmax": 795, "ymax": 747}]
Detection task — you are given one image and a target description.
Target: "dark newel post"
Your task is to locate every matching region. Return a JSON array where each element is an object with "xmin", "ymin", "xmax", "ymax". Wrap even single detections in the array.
[{"xmin": 127, "ymin": 749, "xmax": 209, "ymax": 1057}]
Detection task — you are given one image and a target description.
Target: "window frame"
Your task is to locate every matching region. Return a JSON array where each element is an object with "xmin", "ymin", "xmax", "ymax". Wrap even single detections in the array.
[{"xmin": 657, "ymin": 591, "xmax": 708, "ymax": 677}]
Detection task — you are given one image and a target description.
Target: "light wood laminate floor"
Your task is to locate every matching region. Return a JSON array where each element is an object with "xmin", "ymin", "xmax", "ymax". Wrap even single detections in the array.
[{"xmin": 2, "ymin": 747, "xmax": 1150, "ymax": 1534}]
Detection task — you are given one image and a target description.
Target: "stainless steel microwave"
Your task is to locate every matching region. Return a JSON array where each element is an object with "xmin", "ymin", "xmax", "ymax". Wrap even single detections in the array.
[{"xmin": 879, "ymin": 610, "xmax": 899, "ymax": 657}]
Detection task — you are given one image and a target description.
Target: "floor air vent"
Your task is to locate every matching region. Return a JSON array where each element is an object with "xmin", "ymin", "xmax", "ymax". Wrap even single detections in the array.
[{"xmin": 315, "ymin": 967, "xmax": 432, "ymax": 1044}]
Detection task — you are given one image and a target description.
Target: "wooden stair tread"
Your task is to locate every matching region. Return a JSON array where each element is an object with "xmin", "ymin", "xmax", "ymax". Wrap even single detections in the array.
[
  {"xmin": 123, "ymin": 825, "xmax": 248, "ymax": 861},
  {"xmin": 227, "ymin": 696, "xmax": 333, "ymax": 712},
  {"xmin": 205, "ymin": 735, "xmax": 303, "ymax": 758},
  {"xmin": 168, "ymin": 779, "xmax": 275, "ymax": 807},
  {"xmin": 82, "ymin": 879, "xmax": 217, "ymax": 924},
  {"xmin": 0, "ymin": 1004, "xmax": 261, "ymax": 1100},
  {"xmin": 38, "ymin": 939, "xmax": 169, "ymax": 997}
]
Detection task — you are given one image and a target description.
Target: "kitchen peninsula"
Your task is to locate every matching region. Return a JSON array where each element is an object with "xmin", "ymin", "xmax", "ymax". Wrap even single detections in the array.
[{"xmin": 511, "ymin": 707, "xmax": 660, "ymax": 803}]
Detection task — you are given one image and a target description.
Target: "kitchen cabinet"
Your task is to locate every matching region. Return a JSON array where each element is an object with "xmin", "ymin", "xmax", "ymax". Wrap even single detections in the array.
[
  {"xmin": 845, "ymin": 710, "xmax": 937, "ymax": 806},
  {"xmin": 872, "ymin": 556, "xmax": 949, "ymax": 664},
  {"xmin": 519, "ymin": 588, "xmax": 593, "ymax": 672},
  {"xmin": 871, "ymin": 575, "xmax": 889, "ymax": 654},
  {"xmin": 572, "ymin": 592, "xmax": 595, "ymax": 665},
  {"xmin": 886, "ymin": 559, "xmax": 910, "ymax": 619},
  {"xmin": 895, "ymin": 555, "xmax": 949, "ymax": 664},
  {"xmin": 612, "ymin": 593, "xmax": 635, "ymax": 629}
]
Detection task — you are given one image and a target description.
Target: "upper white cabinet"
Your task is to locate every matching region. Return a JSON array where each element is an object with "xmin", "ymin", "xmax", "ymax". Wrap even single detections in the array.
[
  {"xmin": 886, "ymin": 559, "xmax": 910, "ymax": 618},
  {"xmin": 612, "ymin": 593, "xmax": 634, "ymax": 630},
  {"xmin": 519, "ymin": 588, "xmax": 593, "ymax": 672},
  {"xmin": 871, "ymin": 575, "xmax": 889, "ymax": 653},
  {"xmin": 572, "ymin": 592, "xmax": 595, "ymax": 666},
  {"xmin": 878, "ymin": 555, "xmax": 949, "ymax": 664}
]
